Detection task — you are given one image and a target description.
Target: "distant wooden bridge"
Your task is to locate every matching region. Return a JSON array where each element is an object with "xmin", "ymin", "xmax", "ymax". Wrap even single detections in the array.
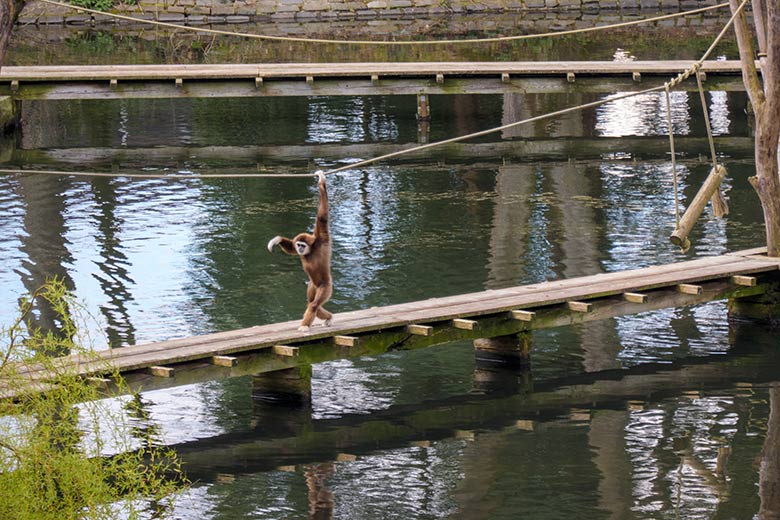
[
  {"xmin": 0, "ymin": 60, "xmax": 750, "ymax": 101},
  {"xmin": 5, "ymin": 248, "xmax": 779, "ymax": 400}
]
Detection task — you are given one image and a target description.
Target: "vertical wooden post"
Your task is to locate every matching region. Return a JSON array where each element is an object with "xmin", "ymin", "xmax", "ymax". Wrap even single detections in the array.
[
  {"xmin": 416, "ymin": 93, "xmax": 431, "ymax": 144},
  {"xmin": 252, "ymin": 365, "xmax": 312, "ymax": 406},
  {"xmin": 474, "ymin": 332, "xmax": 532, "ymax": 366},
  {"xmin": 416, "ymin": 93, "xmax": 431, "ymax": 122},
  {"xmin": 728, "ymin": 278, "xmax": 780, "ymax": 327},
  {"xmin": 473, "ymin": 332, "xmax": 532, "ymax": 393}
]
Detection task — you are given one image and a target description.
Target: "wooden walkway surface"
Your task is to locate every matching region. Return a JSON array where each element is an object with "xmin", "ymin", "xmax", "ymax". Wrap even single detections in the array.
[
  {"xmin": 0, "ymin": 60, "xmax": 749, "ymax": 99},
  {"xmin": 7, "ymin": 248, "xmax": 779, "ymax": 398}
]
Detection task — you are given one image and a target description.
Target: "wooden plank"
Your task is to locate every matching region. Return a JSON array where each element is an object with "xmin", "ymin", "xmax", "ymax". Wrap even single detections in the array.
[
  {"xmin": 334, "ymin": 335, "xmax": 361, "ymax": 347},
  {"xmin": 4, "ymin": 77, "xmax": 747, "ymax": 101},
  {"xmin": 406, "ymin": 324, "xmax": 433, "ymax": 336},
  {"xmin": 9, "ymin": 279, "xmax": 770, "ymax": 399},
  {"xmin": 272, "ymin": 345, "xmax": 299, "ymax": 357},
  {"xmin": 511, "ymin": 310, "xmax": 536, "ymax": 322},
  {"xmin": 0, "ymin": 61, "xmax": 747, "ymax": 82},
  {"xmin": 149, "ymin": 366, "xmax": 174, "ymax": 378},
  {"xmin": 12, "ymin": 251, "xmax": 779, "ymax": 383},
  {"xmin": 568, "ymin": 301, "xmax": 592, "ymax": 313},
  {"xmin": 452, "ymin": 318, "xmax": 479, "ymax": 330},
  {"xmin": 731, "ymin": 275, "xmax": 757, "ymax": 286},
  {"xmin": 24, "ymin": 253, "xmax": 776, "ymax": 373},
  {"xmin": 32, "ymin": 258, "xmax": 780, "ymax": 377},
  {"xmin": 678, "ymin": 284, "xmax": 704, "ymax": 295},
  {"xmin": 623, "ymin": 292, "xmax": 649, "ymax": 304},
  {"xmin": 212, "ymin": 355, "xmax": 238, "ymax": 367}
]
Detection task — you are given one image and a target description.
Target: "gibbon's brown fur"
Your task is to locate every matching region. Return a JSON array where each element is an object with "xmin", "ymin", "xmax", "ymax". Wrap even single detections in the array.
[{"xmin": 267, "ymin": 171, "xmax": 333, "ymax": 331}]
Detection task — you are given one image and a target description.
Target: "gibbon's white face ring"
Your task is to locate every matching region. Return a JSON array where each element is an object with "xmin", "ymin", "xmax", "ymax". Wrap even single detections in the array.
[{"xmin": 296, "ymin": 241, "xmax": 310, "ymax": 256}]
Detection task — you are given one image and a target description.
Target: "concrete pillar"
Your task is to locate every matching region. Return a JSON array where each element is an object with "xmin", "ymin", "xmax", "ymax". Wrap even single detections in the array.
[{"xmin": 252, "ymin": 365, "xmax": 312, "ymax": 407}]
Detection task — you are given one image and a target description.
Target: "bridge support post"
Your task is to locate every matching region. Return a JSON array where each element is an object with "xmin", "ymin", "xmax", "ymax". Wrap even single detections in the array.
[
  {"xmin": 473, "ymin": 332, "xmax": 532, "ymax": 392},
  {"xmin": 417, "ymin": 94, "xmax": 431, "ymax": 144},
  {"xmin": 252, "ymin": 365, "xmax": 312, "ymax": 407},
  {"xmin": 728, "ymin": 278, "xmax": 780, "ymax": 327},
  {"xmin": 0, "ymin": 96, "xmax": 19, "ymax": 133}
]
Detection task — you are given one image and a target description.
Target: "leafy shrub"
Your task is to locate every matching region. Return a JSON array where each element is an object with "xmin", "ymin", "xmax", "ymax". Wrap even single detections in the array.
[{"xmin": 0, "ymin": 279, "xmax": 186, "ymax": 520}]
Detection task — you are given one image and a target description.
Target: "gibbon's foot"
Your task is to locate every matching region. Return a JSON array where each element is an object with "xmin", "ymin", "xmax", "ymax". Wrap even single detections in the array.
[
  {"xmin": 322, "ymin": 318, "xmax": 332, "ymax": 327},
  {"xmin": 298, "ymin": 325, "xmax": 310, "ymax": 332}
]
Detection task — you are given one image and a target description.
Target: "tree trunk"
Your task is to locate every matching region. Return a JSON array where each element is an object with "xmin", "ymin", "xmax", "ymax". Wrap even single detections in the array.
[
  {"xmin": 0, "ymin": 0, "xmax": 24, "ymax": 69},
  {"xmin": 730, "ymin": 0, "xmax": 780, "ymax": 257},
  {"xmin": 759, "ymin": 386, "xmax": 780, "ymax": 519}
]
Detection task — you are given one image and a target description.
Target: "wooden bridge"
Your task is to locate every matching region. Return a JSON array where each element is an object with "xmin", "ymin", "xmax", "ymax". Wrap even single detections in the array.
[
  {"xmin": 5, "ymin": 247, "xmax": 779, "ymax": 400},
  {"xmin": 0, "ymin": 60, "xmax": 749, "ymax": 101}
]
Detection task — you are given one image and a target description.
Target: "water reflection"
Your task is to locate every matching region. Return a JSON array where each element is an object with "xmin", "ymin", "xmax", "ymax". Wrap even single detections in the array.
[{"xmin": 0, "ymin": 86, "xmax": 772, "ymax": 517}]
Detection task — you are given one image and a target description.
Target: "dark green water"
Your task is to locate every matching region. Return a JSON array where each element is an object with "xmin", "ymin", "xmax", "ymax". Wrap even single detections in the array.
[{"xmin": 1, "ymin": 12, "xmax": 778, "ymax": 519}]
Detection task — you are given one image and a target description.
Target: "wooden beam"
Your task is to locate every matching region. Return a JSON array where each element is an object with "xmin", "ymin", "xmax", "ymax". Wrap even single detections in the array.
[
  {"xmin": 452, "ymin": 318, "xmax": 479, "ymax": 331},
  {"xmin": 623, "ymin": 292, "xmax": 649, "ymax": 304},
  {"xmin": 678, "ymin": 284, "xmax": 703, "ymax": 295},
  {"xmin": 731, "ymin": 275, "xmax": 757, "ymax": 286},
  {"xmin": 255, "ymin": 77, "xmax": 263, "ymax": 88},
  {"xmin": 568, "ymin": 301, "xmax": 592, "ymax": 313},
  {"xmin": 670, "ymin": 165, "xmax": 727, "ymax": 248},
  {"xmin": 334, "ymin": 335, "xmax": 361, "ymax": 347},
  {"xmin": 511, "ymin": 310, "xmax": 536, "ymax": 321},
  {"xmin": 371, "ymin": 74, "xmax": 379, "ymax": 85},
  {"xmin": 212, "ymin": 355, "xmax": 238, "ymax": 367},
  {"xmin": 149, "ymin": 366, "xmax": 174, "ymax": 378},
  {"xmin": 406, "ymin": 324, "xmax": 433, "ymax": 336},
  {"xmin": 175, "ymin": 78, "xmax": 183, "ymax": 88},
  {"xmin": 306, "ymin": 75, "xmax": 314, "ymax": 85},
  {"xmin": 272, "ymin": 345, "xmax": 299, "ymax": 357}
]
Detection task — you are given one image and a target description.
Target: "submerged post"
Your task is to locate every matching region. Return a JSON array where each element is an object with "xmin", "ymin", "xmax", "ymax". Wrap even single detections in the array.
[
  {"xmin": 473, "ymin": 333, "xmax": 532, "ymax": 393},
  {"xmin": 252, "ymin": 365, "xmax": 313, "ymax": 406},
  {"xmin": 728, "ymin": 277, "xmax": 780, "ymax": 327}
]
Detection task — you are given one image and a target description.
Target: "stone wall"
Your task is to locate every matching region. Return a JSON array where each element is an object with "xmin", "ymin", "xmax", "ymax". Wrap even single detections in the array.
[{"xmin": 18, "ymin": 0, "xmax": 724, "ymax": 25}]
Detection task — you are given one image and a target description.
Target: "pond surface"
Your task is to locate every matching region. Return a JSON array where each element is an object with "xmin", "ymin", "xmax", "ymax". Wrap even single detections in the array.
[{"xmin": 1, "ymin": 12, "xmax": 778, "ymax": 520}]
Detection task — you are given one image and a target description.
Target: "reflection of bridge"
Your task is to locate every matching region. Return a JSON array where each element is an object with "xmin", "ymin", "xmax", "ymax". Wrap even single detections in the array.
[
  {"xmin": 0, "ymin": 61, "xmax": 748, "ymax": 101},
  {"xmin": 7, "ymin": 248, "xmax": 779, "ymax": 399}
]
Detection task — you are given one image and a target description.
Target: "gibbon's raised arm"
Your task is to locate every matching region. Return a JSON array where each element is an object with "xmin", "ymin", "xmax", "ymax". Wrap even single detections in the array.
[{"xmin": 313, "ymin": 170, "xmax": 329, "ymax": 242}]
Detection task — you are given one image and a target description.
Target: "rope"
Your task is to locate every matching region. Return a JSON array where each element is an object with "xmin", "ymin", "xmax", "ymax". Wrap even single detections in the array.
[
  {"xmin": 39, "ymin": 0, "xmax": 730, "ymax": 46},
  {"xmin": 695, "ymin": 71, "xmax": 719, "ymax": 167},
  {"xmin": 665, "ymin": 84, "xmax": 682, "ymax": 229}
]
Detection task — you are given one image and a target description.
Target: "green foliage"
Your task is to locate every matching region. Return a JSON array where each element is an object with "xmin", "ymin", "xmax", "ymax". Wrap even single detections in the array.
[
  {"xmin": 68, "ymin": 0, "xmax": 115, "ymax": 12},
  {"xmin": 0, "ymin": 278, "xmax": 186, "ymax": 520}
]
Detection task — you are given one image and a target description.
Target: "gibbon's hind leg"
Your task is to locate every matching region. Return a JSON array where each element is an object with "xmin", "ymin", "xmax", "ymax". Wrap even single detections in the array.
[
  {"xmin": 298, "ymin": 283, "xmax": 333, "ymax": 332},
  {"xmin": 316, "ymin": 307, "xmax": 333, "ymax": 327}
]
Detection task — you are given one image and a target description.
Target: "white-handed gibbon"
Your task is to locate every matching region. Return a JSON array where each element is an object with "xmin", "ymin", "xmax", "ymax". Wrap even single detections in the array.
[{"xmin": 267, "ymin": 171, "xmax": 333, "ymax": 332}]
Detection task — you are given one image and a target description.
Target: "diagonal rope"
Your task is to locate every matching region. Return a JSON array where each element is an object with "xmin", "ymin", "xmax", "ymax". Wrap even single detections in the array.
[
  {"xmin": 695, "ymin": 71, "xmax": 719, "ymax": 167},
  {"xmin": 39, "ymin": 0, "xmax": 730, "ymax": 46},
  {"xmin": 665, "ymin": 84, "xmax": 682, "ymax": 229}
]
